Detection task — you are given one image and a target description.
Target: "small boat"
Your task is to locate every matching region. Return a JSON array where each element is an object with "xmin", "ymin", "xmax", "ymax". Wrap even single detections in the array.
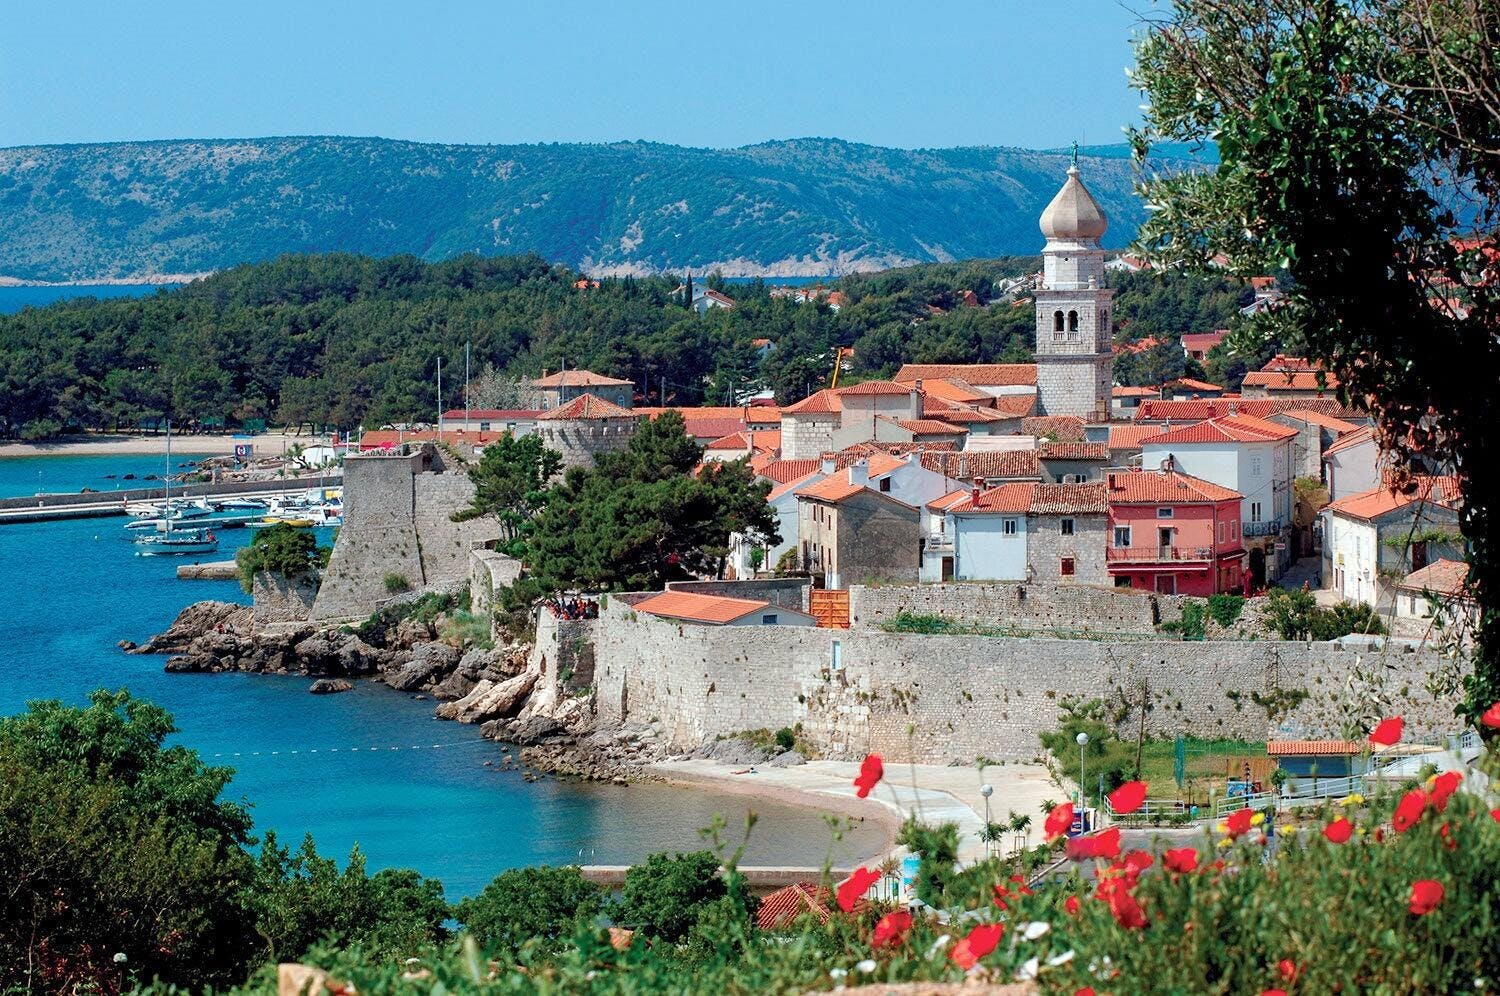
[
  {"xmin": 216, "ymin": 497, "xmax": 268, "ymax": 511},
  {"xmin": 135, "ymin": 528, "xmax": 219, "ymax": 556}
]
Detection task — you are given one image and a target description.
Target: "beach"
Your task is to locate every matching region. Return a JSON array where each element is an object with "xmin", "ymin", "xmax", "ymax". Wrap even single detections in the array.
[{"xmin": 0, "ymin": 432, "xmax": 318, "ymax": 459}]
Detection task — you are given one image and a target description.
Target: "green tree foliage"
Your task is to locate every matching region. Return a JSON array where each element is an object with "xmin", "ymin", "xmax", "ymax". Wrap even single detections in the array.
[
  {"xmin": 1129, "ymin": 0, "xmax": 1500, "ymax": 726},
  {"xmin": 454, "ymin": 866, "xmax": 604, "ymax": 953},
  {"xmin": 0, "ymin": 690, "xmax": 257, "ymax": 992},
  {"xmin": 1262, "ymin": 586, "xmax": 1384, "ymax": 641},
  {"xmin": 524, "ymin": 413, "xmax": 778, "ymax": 593},
  {"xmin": 252, "ymin": 833, "xmax": 450, "ymax": 963},
  {"xmin": 451, "ymin": 433, "xmax": 561, "ymax": 553},
  {"xmin": 615, "ymin": 851, "xmax": 755, "ymax": 943},
  {"xmin": 235, "ymin": 522, "xmax": 329, "ymax": 592}
]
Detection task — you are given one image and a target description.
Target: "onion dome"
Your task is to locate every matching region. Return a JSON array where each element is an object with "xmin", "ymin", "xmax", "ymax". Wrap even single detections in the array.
[{"xmin": 1039, "ymin": 166, "xmax": 1108, "ymax": 242}]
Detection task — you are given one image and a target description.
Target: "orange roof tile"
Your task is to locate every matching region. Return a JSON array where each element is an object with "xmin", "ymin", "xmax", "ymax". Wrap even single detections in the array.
[
  {"xmin": 1242, "ymin": 370, "xmax": 1340, "ymax": 392},
  {"xmin": 756, "ymin": 882, "xmax": 833, "ymax": 931},
  {"xmin": 749, "ymin": 429, "xmax": 781, "ymax": 452},
  {"xmin": 1113, "ymin": 385, "xmax": 1160, "ymax": 398},
  {"xmin": 767, "ymin": 471, "xmax": 824, "ymax": 502},
  {"xmin": 928, "ymin": 489, "xmax": 972, "ymax": 511},
  {"xmin": 883, "ymin": 417, "xmax": 968, "ymax": 436},
  {"xmin": 1181, "ymin": 331, "xmax": 1227, "ymax": 352},
  {"xmin": 1108, "ymin": 425, "xmax": 1161, "ymax": 450},
  {"xmin": 1322, "ymin": 424, "xmax": 1374, "ymax": 457},
  {"xmin": 1169, "ymin": 378, "xmax": 1224, "ymax": 393},
  {"xmin": 919, "ymin": 449, "xmax": 1042, "ymax": 482},
  {"xmin": 1324, "ymin": 476, "xmax": 1462, "ymax": 522},
  {"xmin": 922, "ymin": 396, "xmax": 1011, "ymax": 423},
  {"xmin": 634, "ymin": 591, "xmax": 775, "ymax": 625},
  {"xmin": 1398, "ymin": 558, "xmax": 1469, "ymax": 597},
  {"xmin": 893, "ymin": 363, "xmax": 1037, "ymax": 387},
  {"xmin": 1031, "ymin": 482, "xmax": 1109, "ymax": 514},
  {"xmin": 798, "ymin": 475, "xmax": 868, "ymax": 503},
  {"xmin": 759, "ymin": 458, "xmax": 822, "ymax": 483},
  {"xmin": 1105, "ymin": 469, "xmax": 1243, "ymax": 504},
  {"xmin": 532, "ymin": 369, "xmax": 632, "ymax": 388},
  {"xmin": 990, "ymin": 394, "xmax": 1039, "ymax": 418},
  {"xmin": 918, "ymin": 378, "xmax": 991, "ymax": 404},
  {"xmin": 783, "ymin": 389, "xmax": 843, "ymax": 415},
  {"xmin": 1267, "ymin": 740, "xmax": 1365, "ymax": 756},
  {"xmin": 1022, "ymin": 415, "xmax": 1087, "ymax": 442},
  {"xmin": 863, "ymin": 452, "xmax": 908, "ymax": 478},
  {"xmin": 1278, "ymin": 410, "xmax": 1361, "ymax": 433},
  {"xmin": 705, "ymin": 432, "xmax": 751, "ymax": 451},
  {"xmin": 1142, "ymin": 413, "xmax": 1299, "ymax": 445},
  {"xmin": 635, "ymin": 405, "xmax": 782, "ymax": 425},
  {"xmin": 1040, "ymin": 441, "xmax": 1109, "ymax": 461},
  {"xmin": 535, "ymin": 393, "xmax": 637, "ymax": 420},
  {"xmin": 837, "ymin": 380, "xmax": 911, "ymax": 396},
  {"xmin": 1134, "ymin": 397, "xmax": 1363, "ymax": 422}
]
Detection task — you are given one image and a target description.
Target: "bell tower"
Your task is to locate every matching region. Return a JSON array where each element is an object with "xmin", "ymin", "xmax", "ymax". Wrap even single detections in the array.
[{"xmin": 1034, "ymin": 147, "xmax": 1113, "ymax": 421}]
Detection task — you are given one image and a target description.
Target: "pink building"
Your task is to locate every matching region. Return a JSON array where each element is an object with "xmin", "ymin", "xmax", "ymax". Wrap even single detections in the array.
[{"xmin": 1105, "ymin": 468, "xmax": 1246, "ymax": 596}]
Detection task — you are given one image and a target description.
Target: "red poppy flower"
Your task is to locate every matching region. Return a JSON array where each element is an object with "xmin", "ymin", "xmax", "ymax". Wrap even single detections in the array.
[
  {"xmin": 1492, "ymin": 808, "xmax": 1500, "ymax": 824},
  {"xmin": 1278, "ymin": 958, "xmax": 1298, "ymax": 982},
  {"xmin": 1067, "ymin": 826, "xmax": 1122, "ymax": 861},
  {"xmin": 853, "ymin": 754, "xmax": 883, "ymax": 798},
  {"xmin": 1123, "ymin": 849, "xmax": 1154, "ymax": 874},
  {"xmin": 1409, "ymin": 879, "xmax": 1444, "ymax": 915},
  {"xmin": 1064, "ymin": 894, "xmax": 1081, "ymax": 916},
  {"xmin": 949, "ymin": 923, "xmax": 1003, "ymax": 969},
  {"xmin": 1107, "ymin": 887, "xmax": 1147, "ymax": 930},
  {"xmin": 1044, "ymin": 801, "xmax": 1075, "ymax": 840},
  {"xmin": 1163, "ymin": 847, "xmax": 1200, "ymax": 873},
  {"xmin": 1393, "ymin": 788, "xmax": 1428, "ymax": 833},
  {"xmin": 1008, "ymin": 873, "xmax": 1033, "ymax": 895},
  {"xmin": 1323, "ymin": 817, "xmax": 1353, "ymax": 844},
  {"xmin": 1430, "ymin": 770, "xmax": 1461, "ymax": 812},
  {"xmin": 871, "ymin": 909, "xmax": 912, "ymax": 949},
  {"xmin": 1369, "ymin": 715, "xmax": 1404, "ymax": 746},
  {"xmin": 1261, "ymin": 990, "xmax": 1289, "ymax": 996},
  {"xmin": 1225, "ymin": 807, "xmax": 1254, "ymax": 838},
  {"xmin": 1075, "ymin": 989, "xmax": 1096, "ymax": 996},
  {"xmin": 837, "ymin": 866, "xmax": 880, "ymax": 912},
  {"xmin": 1482, "ymin": 701, "xmax": 1500, "ymax": 728},
  {"xmin": 1109, "ymin": 780, "xmax": 1149, "ymax": 814}
]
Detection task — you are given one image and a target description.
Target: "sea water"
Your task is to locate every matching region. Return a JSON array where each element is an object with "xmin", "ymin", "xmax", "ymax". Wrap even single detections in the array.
[
  {"xmin": 0, "ymin": 283, "xmax": 178, "ymax": 314},
  {"xmin": 0, "ymin": 455, "xmax": 882, "ymax": 897}
]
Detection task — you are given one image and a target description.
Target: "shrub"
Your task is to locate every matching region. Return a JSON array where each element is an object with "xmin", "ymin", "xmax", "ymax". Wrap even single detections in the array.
[
  {"xmin": 616, "ymin": 851, "xmax": 755, "ymax": 943},
  {"xmin": 455, "ymin": 866, "xmax": 604, "ymax": 953},
  {"xmin": 235, "ymin": 521, "xmax": 328, "ymax": 592},
  {"xmin": 1264, "ymin": 587, "xmax": 1385, "ymax": 640},
  {"xmin": 383, "ymin": 572, "xmax": 412, "ymax": 594},
  {"xmin": 774, "ymin": 727, "xmax": 796, "ymax": 751},
  {"xmin": 1161, "ymin": 601, "xmax": 1207, "ymax": 639},
  {"xmin": 1207, "ymin": 592, "xmax": 1245, "ymax": 627}
]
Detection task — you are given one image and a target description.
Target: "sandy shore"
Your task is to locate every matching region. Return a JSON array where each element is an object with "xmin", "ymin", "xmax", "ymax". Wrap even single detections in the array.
[
  {"xmin": 0, "ymin": 433, "xmax": 318, "ymax": 458},
  {"xmin": 650, "ymin": 758, "xmax": 1062, "ymax": 865}
]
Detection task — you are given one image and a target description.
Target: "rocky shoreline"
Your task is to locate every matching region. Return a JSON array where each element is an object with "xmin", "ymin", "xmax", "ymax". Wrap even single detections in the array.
[{"xmin": 130, "ymin": 600, "xmax": 676, "ymax": 784}]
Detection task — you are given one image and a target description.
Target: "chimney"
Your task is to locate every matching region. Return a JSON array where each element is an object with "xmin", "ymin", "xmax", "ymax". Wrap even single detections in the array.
[
  {"xmin": 910, "ymin": 380, "xmax": 923, "ymax": 420},
  {"xmin": 971, "ymin": 476, "xmax": 986, "ymax": 505},
  {"xmin": 820, "ymin": 455, "xmax": 836, "ymax": 475},
  {"xmin": 849, "ymin": 459, "xmax": 869, "ymax": 487}
]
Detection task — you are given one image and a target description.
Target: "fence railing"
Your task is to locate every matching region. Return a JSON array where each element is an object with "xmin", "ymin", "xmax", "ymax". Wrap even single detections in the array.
[{"xmin": 1106, "ymin": 545, "xmax": 1216, "ymax": 563}]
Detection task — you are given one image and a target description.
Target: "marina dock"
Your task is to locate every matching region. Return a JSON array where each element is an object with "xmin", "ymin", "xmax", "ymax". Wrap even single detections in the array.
[
  {"xmin": 0, "ymin": 475, "xmax": 342, "ymax": 525},
  {"xmin": 176, "ymin": 561, "xmax": 240, "ymax": 580}
]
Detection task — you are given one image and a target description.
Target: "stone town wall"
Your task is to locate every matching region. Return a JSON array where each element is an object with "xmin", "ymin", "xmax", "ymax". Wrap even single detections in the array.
[
  {"xmin": 532, "ymin": 611, "xmax": 600, "ymax": 702},
  {"xmin": 311, "ymin": 448, "xmax": 497, "ymax": 621},
  {"xmin": 666, "ymin": 578, "xmax": 811, "ymax": 611},
  {"xmin": 590, "ymin": 598, "xmax": 1460, "ymax": 762},
  {"xmin": 252, "ymin": 573, "xmax": 318, "ymax": 625},
  {"xmin": 847, "ymin": 582, "xmax": 1167, "ymax": 636},
  {"xmin": 535, "ymin": 419, "xmax": 636, "ymax": 472},
  {"xmin": 469, "ymin": 549, "xmax": 523, "ymax": 616}
]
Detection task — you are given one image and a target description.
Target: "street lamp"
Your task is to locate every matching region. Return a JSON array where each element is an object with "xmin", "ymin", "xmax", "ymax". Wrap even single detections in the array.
[
  {"xmin": 980, "ymin": 783, "xmax": 994, "ymax": 856},
  {"xmin": 1076, "ymin": 732, "xmax": 1090, "ymax": 808}
]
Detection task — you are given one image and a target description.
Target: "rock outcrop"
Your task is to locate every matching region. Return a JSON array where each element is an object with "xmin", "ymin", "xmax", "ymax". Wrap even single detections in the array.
[
  {"xmin": 435, "ymin": 668, "xmax": 539, "ymax": 724},
  {"xmin": 309, "ymin": 678, "xmax": 354, "ymax": 694}
]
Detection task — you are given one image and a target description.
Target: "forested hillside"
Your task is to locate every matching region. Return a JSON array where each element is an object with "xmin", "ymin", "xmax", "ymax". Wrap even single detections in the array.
[
  {"xmin": 0, "ymin": 252, "xmax": 1253, "ymax": 439},
  {"xmin": 0, "ymin": 138, "xmax": 1203, "ymax": 283}
]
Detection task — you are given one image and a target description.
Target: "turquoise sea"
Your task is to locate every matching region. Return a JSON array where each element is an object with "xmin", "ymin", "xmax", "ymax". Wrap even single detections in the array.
[
  {"xmin": 0, "ymin": 283, "xmax": 179, "ymax": 314},
  {"xmin": 0, "ymin": 454, "xmax": 881, "ymax": 897}
]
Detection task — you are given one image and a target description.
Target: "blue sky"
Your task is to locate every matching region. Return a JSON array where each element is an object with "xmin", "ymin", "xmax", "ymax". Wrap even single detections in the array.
[{"xmin": 1, "ymin": 1, "xmax": 1156, "ymax": 150}]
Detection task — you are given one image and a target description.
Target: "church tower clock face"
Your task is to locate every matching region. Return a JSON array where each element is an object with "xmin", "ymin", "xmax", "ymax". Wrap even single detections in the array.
[{"xmin": 1033, "ymin": 153, "xmax": 1113, "ymax": 422}]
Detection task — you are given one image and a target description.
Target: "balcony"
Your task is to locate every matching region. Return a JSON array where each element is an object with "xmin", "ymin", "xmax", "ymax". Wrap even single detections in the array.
[
  {"xmin": 1242, "ymin": 517, "xmax": 1287, "ymax": 538},
  {"xmin": 1107, "ymin": 545, "xmax": 1216, "ymax": 564}
]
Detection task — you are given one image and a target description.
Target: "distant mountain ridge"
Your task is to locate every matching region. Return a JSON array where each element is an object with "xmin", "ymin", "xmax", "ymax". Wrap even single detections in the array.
[{"xmin": 0, "ymin": 136, "xmax": 1197, "ymax": 283}]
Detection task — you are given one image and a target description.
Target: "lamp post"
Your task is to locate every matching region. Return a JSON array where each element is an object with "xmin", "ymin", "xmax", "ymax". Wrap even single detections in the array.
[
  {"xmin": 1076, "ymin": 732, "xmax": 1090, "ymax": 808},
  {"xmin": 980, "ymin": 783, "xmax": 994, "ymax": 856}
]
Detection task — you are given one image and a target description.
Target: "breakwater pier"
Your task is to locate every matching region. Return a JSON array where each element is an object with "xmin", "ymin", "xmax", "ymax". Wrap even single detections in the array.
[{"xmin": 0, "ymin": 475, "xmax": 342, "ymax": 525}]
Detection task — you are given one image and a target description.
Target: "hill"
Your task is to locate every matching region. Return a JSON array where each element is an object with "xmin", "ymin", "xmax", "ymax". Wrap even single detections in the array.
[{"xmin": 0, "ymin": 137, "xmax": 1196, "ymax": 283}]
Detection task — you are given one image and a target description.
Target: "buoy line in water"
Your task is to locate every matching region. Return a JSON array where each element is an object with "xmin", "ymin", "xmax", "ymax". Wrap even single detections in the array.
[{"xmin": 204, "ymin": 738, "xmax": 500, "ymax": 761}]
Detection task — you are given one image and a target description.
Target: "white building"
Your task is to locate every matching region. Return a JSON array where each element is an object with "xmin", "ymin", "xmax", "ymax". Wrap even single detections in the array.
[
  {"xmin": 1322, "ymin": 425, "xmax": 1380, "ymax": 501},
  {"xmin": 1321, "ymin": 476, "xmax": 1463, "ymax": 609}
]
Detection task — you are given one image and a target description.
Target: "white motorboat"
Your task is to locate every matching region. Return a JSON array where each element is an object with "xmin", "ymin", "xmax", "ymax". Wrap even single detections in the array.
[{"xmin": 135, "ymin": 527, "xmax": 219, "ymax": 556}]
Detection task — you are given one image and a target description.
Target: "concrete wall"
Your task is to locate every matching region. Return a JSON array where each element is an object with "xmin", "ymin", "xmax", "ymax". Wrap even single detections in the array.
[{"xmin": 591, "ymin": 597, "xmax": 1461, "ymax": 762}]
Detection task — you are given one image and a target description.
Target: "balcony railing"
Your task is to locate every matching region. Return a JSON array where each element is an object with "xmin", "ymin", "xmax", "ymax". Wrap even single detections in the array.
[
  {"xmin": 1242, "ymin": 517, "xmax": 1287, "ymax": 538},
  {"xmin": 1106, "ymin": 545, "xmax": 1216, "ymax": 563}
]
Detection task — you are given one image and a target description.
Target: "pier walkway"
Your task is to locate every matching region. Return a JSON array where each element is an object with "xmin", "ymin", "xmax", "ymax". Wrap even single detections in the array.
[{"xmin": 0, "ymin": 475, "xmax": 342, "ymax": 525}]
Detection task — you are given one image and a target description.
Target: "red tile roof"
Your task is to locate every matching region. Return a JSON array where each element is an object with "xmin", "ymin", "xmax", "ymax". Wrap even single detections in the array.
[
  {"xmin": 535, "ymin": 393, "xmax": 637, "ymax": 420},
  {"xmin": 1114, "ymin": 336, "xmax": 1164, "ymax": 356},
  {"xmin": 439, "ymin": 408, "xmax": 542, "ymax": 421},
  {"xmin": 893, "ymin": 363, "xmax": 1037, "ymax": 387},
  {"xmin": 1277, "ymin": 410, "xmax": 1361, "ymax": 433},
  {"xmin": 533, "ymin": 370, "xmax": 632, "ymax": 388},
  {"xmin": 1108, "ymin": 425, "xmax": 1162, "ymax": 450},
  {"xmin": 759, "ymin": 459, "xmax": 823, "ymax": 483},
  {"xmin": 798, "ymin": 474, "xmax": 869, "ymax": 503},
  {"xmin": 919, "ymin": 378, "xmax": 991, "ymax": 404},
  {"xmin": 359, "ymin": 429, "xmax": 516, "ymax": 451},
  {"xmin": 705, "ymin": 432, "xmax": 752, "ymax": 451},
  {"xmin": 1022, "ymin": 415, "xmax": 1087, "ymax": 442},
  {"xmin": 1242, "ymin": 370, "xmax": 1340, "ymax": 392},
  {"xmin": 923, "ymin": 396, "xmax": 1012, "ymax": 423},
  {"xmin": 918, "ymin": 449, "xmax": 1042, "ymax": 482},
  {"xmin": 766, "ymin": 471, "xmax": 823, "ymax": 502},
  {"xmin": 635, "ymin": 405, "xmax": 782, "ymax": 425},
  {"xmin": 1181, "ymin": 331, "xmax": 1227, "ymax": 353},
  {"xmin": 679, "ymin": 417, "xmax": 750, "ymax": 441},
  {"xmin": 1168, "ymin": 378, "xmax": 1224, "ymax": 393},
  {"xmin": 1105, "ymin": 469, "xmax": 1243, "ymax": 504},
  {"xmin": 990, "ymin": 394, "xmax": 1039, "ymax": 418},
  {"xmin": 819, "ymin": 442, "xmax": 957, "ymax": 470},
  {"xmin": 1398, "ymin": 558, "xmax": 1469, "ymax": 597},
  {"xmin": 1324, "ymin": 476, "xmax": 1461, "ymax": 522},
  {"xmin": 1113, "ymin": 385, "xmax": 1160, "ymax": 398},
  {"xmin": 837, "ymin": 380, "xmax": 911, "ymax": 396},
  {"xmin": 947, "ymin": 481, "xmax": 1108, "ymax": 515},
  {"xmin": 863, "ymin": 452, "xmax": 908, "ymax": 478},
  {"xmin": 928, "ymin": 489, "xmax": 972, "ymax": 511},
  {"xmin": 1267, "ymin": 740, "xmax": 1366, "ymax": 757},
  {"xmin": 882, "ymin": 417, "xmax": 967, "ymax": 436},
  {"xmin": 634, "ymin": 591, "xmax": 776, "ymax": 625},
  {"xmin": 782, "ymin": 389, "xmax": 843, "ymax": 415},
  {"xmin": 756, "ymin": 882, "xmax": 833, "ymax": 931},
  {"xmin": 1040, "ymin": 441, "xmax": 1109, "ymax": 461},
  {"xmin": 1134, "ymin": 397, "xmax": 1363, "ymax": 422},
  {"xmin": 1142, "ymin": 413, "xmax": 1299, "ymax": 445}
]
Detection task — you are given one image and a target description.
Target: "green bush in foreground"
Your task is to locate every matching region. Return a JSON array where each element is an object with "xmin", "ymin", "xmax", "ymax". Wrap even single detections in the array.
[{"xmin": 454, "ymin": 865, "xmax": 603, "ymax": 954}]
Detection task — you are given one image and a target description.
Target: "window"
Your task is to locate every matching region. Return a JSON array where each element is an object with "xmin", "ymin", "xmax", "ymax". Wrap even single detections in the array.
[
  {"xmin": 1061, "ymin": 557, "xmax": 1076, "ymax": 577},
  {"xmin": 1250, "ymin": 455, "xmax": 1263, "ymax": 477},
  {"xmin": 1002, "ymin": 518, "xmax": 1018, "ymax": 535},
  {"xmin": 1114, "ymin": 526, "xmax": 1132, "ymax": 547},
  {"xmin": 1157, "ymin": 507, "xmax": 1174, "ymax": 519},
  {"xmin": 1062, "ymin": 473, "xmax": 1086, "ymax": 484},
  {"xmin": 1230, "ymin": 519, "xmax": 1239, "ymax": 540},
  {"xmin": 1218, "ymin": 522, "xmax": 1226, "ymax": 543},
  {"xmin": 831, "ymin": 639, "xmax": 843, "ymax": 670},
  {"xmin": 1053, "ymin": 310, "xmax": 1064, "ymax": 332},
  {"xmin": 1060, "ymin": 518, "xmax": 1075, "ymax": 536},
  {"xmin": 1250, "ymin": 502, "xmax": 1262, "ymax": 523},
  {"xmin": 1067, "ymin": 310, "xmax": 1079, "ymax": 332},
  {"xmin": 878, "ymin": 477, "xmax": 891, "ymax": 493},
  {"xmin": 762, "ymin": 614, "xmax": 777, "ymax": 625}
]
